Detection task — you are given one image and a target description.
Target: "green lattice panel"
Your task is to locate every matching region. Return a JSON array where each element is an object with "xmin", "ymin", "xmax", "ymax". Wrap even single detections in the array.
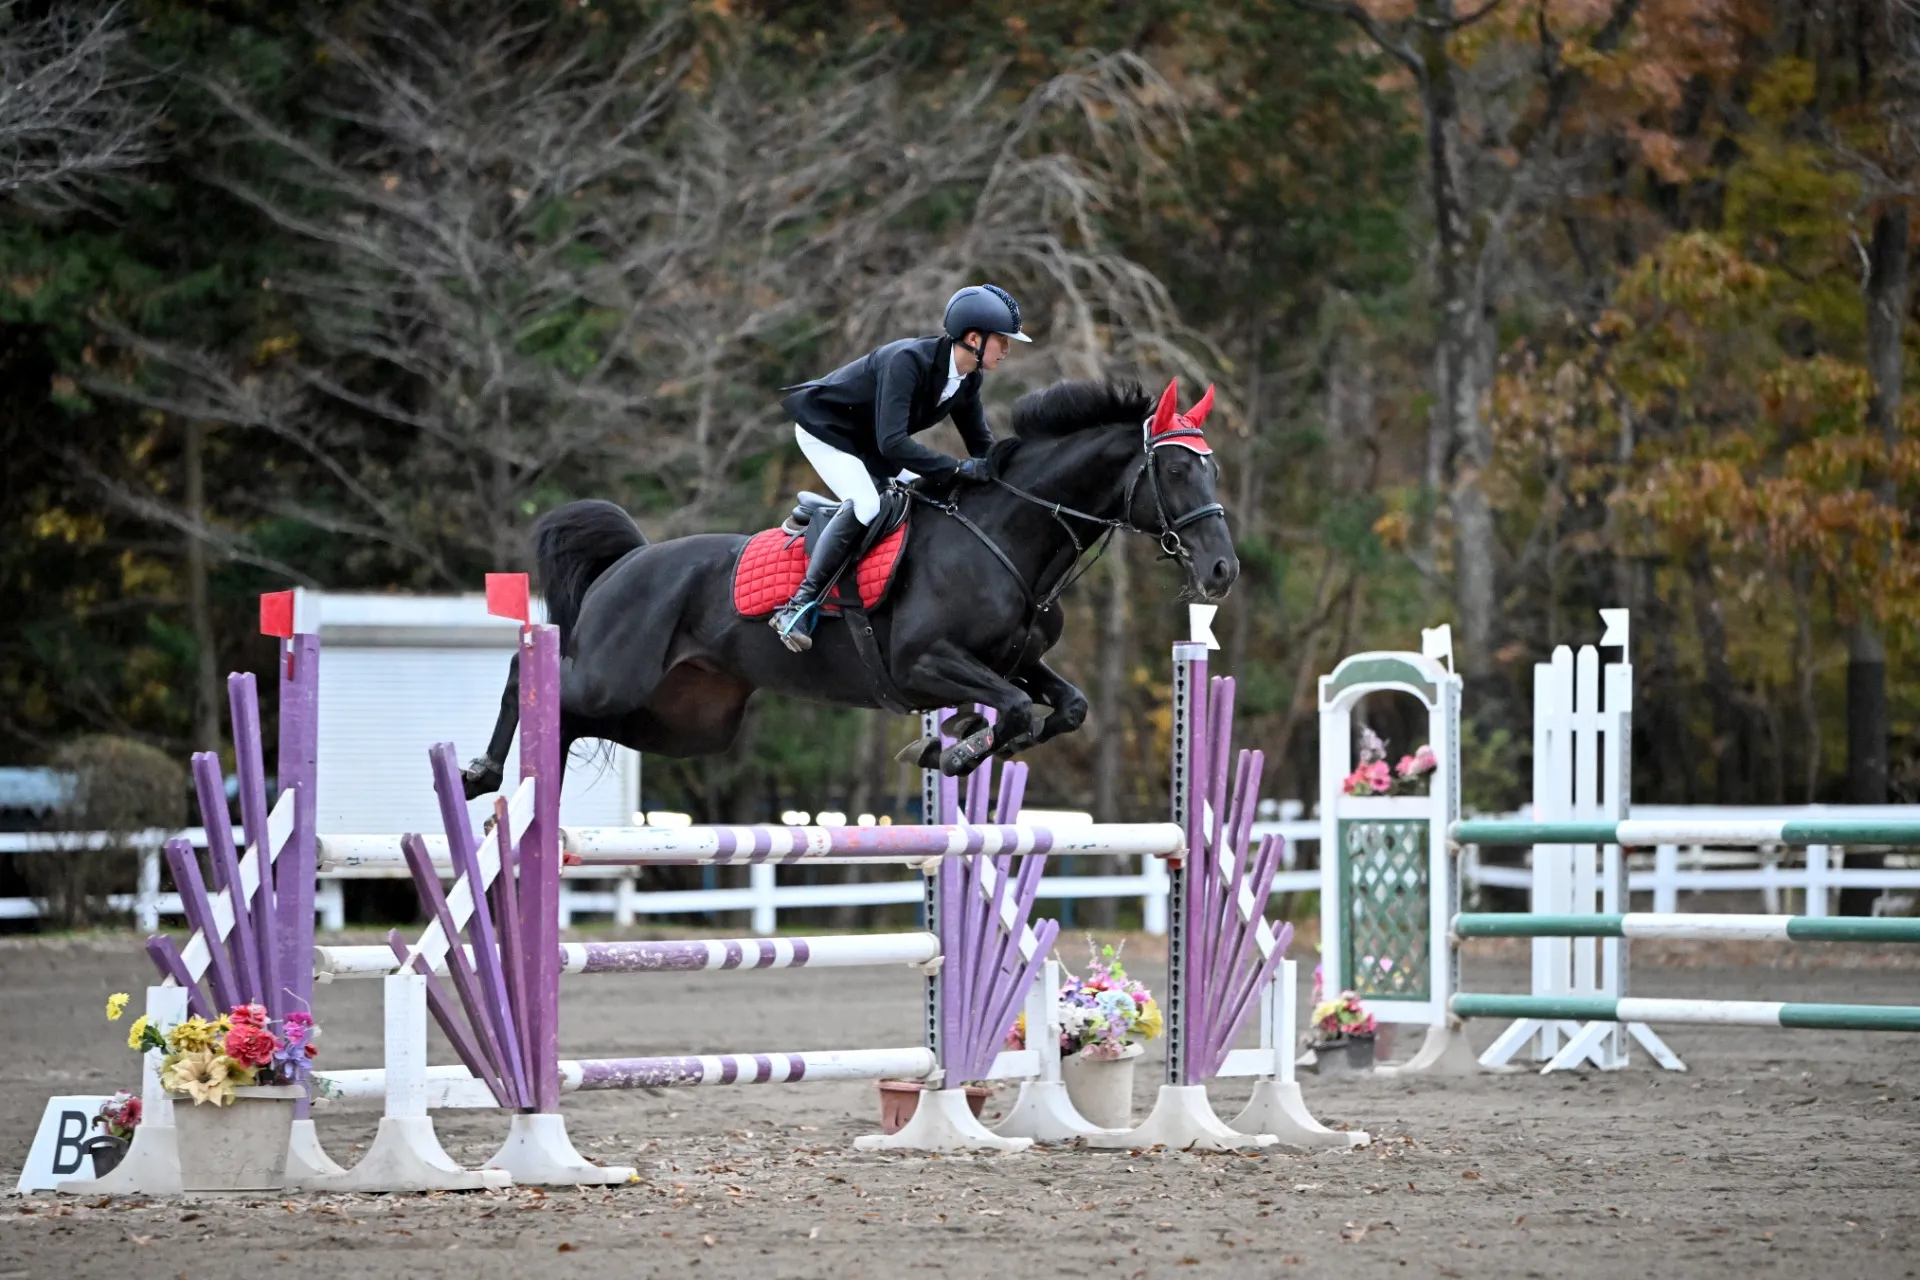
[{"xmin": 1338, "ymin": 819, "xmax": 1431, "ymax": 1002}]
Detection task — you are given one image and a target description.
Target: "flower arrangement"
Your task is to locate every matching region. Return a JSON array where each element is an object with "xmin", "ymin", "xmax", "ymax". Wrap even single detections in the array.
[
  {"xmin": 1308, "ymin": 991, "xmax": 1377, "ymax": 1044},
  {"xmin": 108, "ymin": 992, "xmax": 319, "ymax": 1107},
  {"xmin": 1307, "ymin": 962, "xmax": 1380, "ymax": 1045},
  {"xmin": 1342, "ymin": 726, "xmax": 1437, "ymax": 796},
  {"xmin": 1005, "ymin": 941, "xmax": 1163, "ymax": 1061},
  {"xmin": 95, "ymin": 1090, "xmax": 142, "ymax": 1139}
]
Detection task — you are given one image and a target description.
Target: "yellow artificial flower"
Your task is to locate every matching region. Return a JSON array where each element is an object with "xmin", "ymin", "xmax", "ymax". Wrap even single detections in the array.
[
  {"xmin": 106, "ymin": 992, "xmax": 129, "ymax": 1021},
  {"xmin": 160, "ymin": 1049, "xmax": 241, "ymax": 1106},
  {"xmin": 165, "ymin": 1016, "xmax": 223, "ymax": 1054},
  {"xmin": 126, "ymin": 1015, "xmax": 150, "ymax": 1050},
  {"xmin": 1135, "ymin": 1000, "xmax": 1164, "ymax": 1041}
]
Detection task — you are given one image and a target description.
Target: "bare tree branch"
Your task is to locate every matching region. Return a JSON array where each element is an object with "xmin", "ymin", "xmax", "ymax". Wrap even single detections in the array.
[
  {"xmin": 57, "ymin": 448, "xmax": 323, "ymax": 587},
  {"xmin": 1280, "ymin": 0, "xmax": 1425, "ymax": 77},
  {"xmin": 0, "ymin": 1, "xmax": 154, "ymax": 207},
  {"xmin": 87, "ymin": 0, "xmax": 1202, "ymax": 575}
]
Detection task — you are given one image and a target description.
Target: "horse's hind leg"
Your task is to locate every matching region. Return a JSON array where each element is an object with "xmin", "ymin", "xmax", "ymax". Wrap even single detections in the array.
[{"xmin": 462, "ymin": 650, "xmax": 521, "ymax": 800}]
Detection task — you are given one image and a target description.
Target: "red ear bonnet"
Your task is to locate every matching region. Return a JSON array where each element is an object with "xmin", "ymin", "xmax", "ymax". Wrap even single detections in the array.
[
  {"xmin": 1184, "ymin": 384, "xmax": 1214, "ymax": 429},
  {"xmin": 1146, "ymin": 379, "xmax": 1214, "ymax": 455},
  {"xmin": 1151, "ymin": 380, "xmax": 1180, "ymax": 436}
]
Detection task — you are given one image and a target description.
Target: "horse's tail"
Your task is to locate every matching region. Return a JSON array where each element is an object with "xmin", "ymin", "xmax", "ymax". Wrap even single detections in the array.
[{"xmin": 531, "ymin": 499, "xmax": 647, "ymax": 644}]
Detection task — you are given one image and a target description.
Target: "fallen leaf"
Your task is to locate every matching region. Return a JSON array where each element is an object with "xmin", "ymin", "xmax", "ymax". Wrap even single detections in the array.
[{"xmin": 557, "ymin": 1243, "xmax": 575, "ymax": 1253}]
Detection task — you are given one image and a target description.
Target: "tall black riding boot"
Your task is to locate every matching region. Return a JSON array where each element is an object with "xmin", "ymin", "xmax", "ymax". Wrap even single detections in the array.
[{"xmin": 772, "ymin": 501, "xmax": 869, "ymax": 653}]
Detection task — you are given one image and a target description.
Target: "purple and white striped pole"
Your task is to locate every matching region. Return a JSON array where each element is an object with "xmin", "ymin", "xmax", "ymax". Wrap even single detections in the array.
[
  {"xmin": 314, "ymin": 1047, "xmax": 939, "ymax": 1106},
  {"xmin": 314, "ymin": 932, "xmax": 942, "ymax": 978},
  {"xmin": 314, "ymin": 822, "xmax": 1183, "ymax": 868}
]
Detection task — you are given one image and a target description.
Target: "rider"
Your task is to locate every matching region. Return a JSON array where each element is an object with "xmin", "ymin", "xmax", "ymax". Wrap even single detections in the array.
[{"xmin": 769, "ymin": 283, "xmax": 1032, "ymax": 651}]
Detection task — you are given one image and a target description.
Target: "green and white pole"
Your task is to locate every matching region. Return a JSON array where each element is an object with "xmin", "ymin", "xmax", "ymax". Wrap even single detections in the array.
[
  {"xmin": 1452, "ymin": 818, "xmax": 1920, "ymax": 848},
  {"xmin": 1452, "ymin": 993, "xmax": 1920, "ymax": 1033},
  {"xmin": 1454, "ymin": 913, "xmax": 1920, "ymax": 945}
]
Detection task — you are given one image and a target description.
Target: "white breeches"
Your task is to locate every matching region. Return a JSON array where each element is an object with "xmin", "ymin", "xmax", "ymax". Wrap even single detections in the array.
[{"xmin": 794, "ymin": 424, "xmax": 915, "ymax": 525}]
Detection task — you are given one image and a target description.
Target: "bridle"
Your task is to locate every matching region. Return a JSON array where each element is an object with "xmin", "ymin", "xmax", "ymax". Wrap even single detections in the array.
[
  {"xmin": 907, "ymin": 418, "xmax": 1228, "ymax": 619},
  {"xmin": 1121, "ymin": 422, "xmax": 1228, "ymax": 561}
]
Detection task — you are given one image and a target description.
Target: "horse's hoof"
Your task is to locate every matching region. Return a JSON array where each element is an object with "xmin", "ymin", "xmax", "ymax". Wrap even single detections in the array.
[
  {"xmin": 939, "ymin": 727, "xmax": 995, "ymax": 777},
  {"xmin": 462, "ymin": 757, "xmax": 503, "ymax": 801},
  {"xmin": 895, "ymin": 735, "xmax": 942, "ymax": 768}
]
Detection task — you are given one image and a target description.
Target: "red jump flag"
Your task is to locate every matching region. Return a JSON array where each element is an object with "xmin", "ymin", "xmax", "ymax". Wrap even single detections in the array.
[
  {"xmin": 260, "ymin": 590, "xmax": 296, "ymax": 638},
  {"xmin": 486, "ymin": 572, "xmax": 531, "ymax": 623}
]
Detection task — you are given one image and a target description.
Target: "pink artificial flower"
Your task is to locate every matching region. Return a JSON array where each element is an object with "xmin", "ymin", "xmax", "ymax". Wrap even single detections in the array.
[
  {"xmin": 1364, "ymin": 761, "xmax": 1391, "ymax": 792},
  {"xmin": 1397, "ymin": 745, "xmax": 1437, "ymax": 778},
  {"xmin": 227, "ymin": 1003, "xmax": 269, "ymax": 1029},
  {"xmin": 224, "ymin": 1024, "xmax": 278, "ymax": 1069}
]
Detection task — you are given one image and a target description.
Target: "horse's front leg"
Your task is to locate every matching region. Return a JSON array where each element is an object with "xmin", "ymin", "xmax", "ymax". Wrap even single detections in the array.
[
  {"xmin": 462, "ymin": 650, "xmax": 521, "ymax": 800},
  {"xmin": 1008, "ymin": 657, "xmax": 1089, "ymax": 750},
  {"xmin": 895, "ymin": 639, "xmax": 1042, "ymax": 777}
]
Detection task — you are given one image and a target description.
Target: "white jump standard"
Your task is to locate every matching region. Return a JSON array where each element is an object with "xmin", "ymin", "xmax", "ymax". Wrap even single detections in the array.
[{"xmin": 1322, "ymin": 609, "xmax": 1920, "ymax": 1078}]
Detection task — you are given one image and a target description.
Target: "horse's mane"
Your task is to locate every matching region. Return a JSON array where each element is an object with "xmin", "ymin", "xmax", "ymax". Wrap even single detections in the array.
[{"xmin": 1008, "ymin": 379, "xmax": 1151, "ymax": 440}]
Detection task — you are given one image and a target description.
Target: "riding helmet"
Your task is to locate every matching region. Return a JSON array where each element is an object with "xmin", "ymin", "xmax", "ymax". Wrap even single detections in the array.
[{"xmin": 943, "ymin": 284, "xmax": 1034, "ymax": 344}]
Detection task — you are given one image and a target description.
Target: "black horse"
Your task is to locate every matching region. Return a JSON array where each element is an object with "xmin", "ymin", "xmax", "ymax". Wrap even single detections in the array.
[{"xmin": 460, "ymin": 377, "xmax": 1238, "ymax": 798}]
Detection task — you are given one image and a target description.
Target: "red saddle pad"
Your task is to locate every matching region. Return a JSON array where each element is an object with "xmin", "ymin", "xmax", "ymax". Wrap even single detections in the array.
[{"xmin": 733, "ymin": 521, "xmax": 908, "ymax": 619}]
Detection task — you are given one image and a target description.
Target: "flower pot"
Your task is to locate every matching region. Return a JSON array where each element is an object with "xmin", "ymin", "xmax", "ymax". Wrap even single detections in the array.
[
  {"xmin": 1060, "ymin": 1041, "xmax": 1144, "ymax": 1130},
  {"xmin": 173, "ymin": 1084, "xmax": 303, "ymax": 1193},
  {"xmin": 876, "ymin": 1080, "xmax": 990, "ymax": 1135},
  {"xmin": 80, "ymin": 1134, "xmax": 129, "ymax": 1178},
  {"xmin": 1306, "ymin": 1036, "xmax": 1376, "ymax": 1076}
]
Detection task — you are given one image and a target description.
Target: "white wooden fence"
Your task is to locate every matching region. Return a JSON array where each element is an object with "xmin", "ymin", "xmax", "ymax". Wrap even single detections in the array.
[{"xmin": 5, "ymin": 803, "xmax": 1917, "ymax": 935}]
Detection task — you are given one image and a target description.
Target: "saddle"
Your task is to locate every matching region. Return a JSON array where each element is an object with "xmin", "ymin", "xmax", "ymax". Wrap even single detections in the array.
[{"xmin": 732, "ymin": 488, "xmax": 910, "ymax": 620}]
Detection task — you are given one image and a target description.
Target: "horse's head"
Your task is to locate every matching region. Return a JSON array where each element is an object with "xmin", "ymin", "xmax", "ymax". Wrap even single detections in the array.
[
  {"xmin": 1136, "ymin": 380, "xmax": 1238, "ymax": 601},
  {"xmin": 1000, "ymin": 378, "xmax": 1239, "ymax": 601}
]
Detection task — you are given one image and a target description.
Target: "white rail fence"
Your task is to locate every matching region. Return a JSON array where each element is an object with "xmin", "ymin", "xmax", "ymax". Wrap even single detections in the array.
[{"xmin": 4, "ymin": 803, "xmax": 1918, "ymax": 935}]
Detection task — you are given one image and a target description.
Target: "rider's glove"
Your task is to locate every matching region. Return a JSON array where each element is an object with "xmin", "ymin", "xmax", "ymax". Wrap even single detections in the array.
[{"xmin": 954, "ymin": 456, "xmax": 994, "ymax": 484}]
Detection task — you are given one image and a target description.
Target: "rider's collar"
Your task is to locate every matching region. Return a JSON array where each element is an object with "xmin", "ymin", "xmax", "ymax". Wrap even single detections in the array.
[{"xmin": 1144, "ymin": 379, "xmax": 1214, "ymax": 455}]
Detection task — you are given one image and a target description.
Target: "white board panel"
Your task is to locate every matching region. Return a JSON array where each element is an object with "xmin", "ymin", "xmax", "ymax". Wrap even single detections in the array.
[{"xmin": 315, "ymin": 645, "xmax": 639, "ymax": 835}]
